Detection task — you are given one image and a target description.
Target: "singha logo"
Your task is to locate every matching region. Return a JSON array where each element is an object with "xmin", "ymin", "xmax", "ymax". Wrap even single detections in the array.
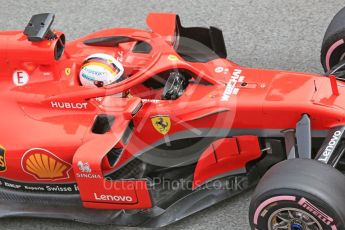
[{"xmin": 77, "ymin": 161, "xmax": 91, "ymax": 173}]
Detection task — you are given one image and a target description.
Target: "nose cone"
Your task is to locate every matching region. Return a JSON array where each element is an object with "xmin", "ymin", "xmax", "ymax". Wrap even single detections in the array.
[{"xmin": 313, "ymin": 77, "xmax": 345, "ymax": 109}]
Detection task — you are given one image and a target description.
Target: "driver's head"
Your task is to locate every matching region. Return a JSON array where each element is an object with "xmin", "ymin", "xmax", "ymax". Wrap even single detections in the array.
[{"xmin": 79, "ymin": 53, "xmax": 124, "ymax": 88}]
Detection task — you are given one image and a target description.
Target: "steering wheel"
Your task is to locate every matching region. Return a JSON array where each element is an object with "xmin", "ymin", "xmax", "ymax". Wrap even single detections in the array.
[{"xmin": 162, "ymin": 72, "xmax": 189, "ymax": 100}]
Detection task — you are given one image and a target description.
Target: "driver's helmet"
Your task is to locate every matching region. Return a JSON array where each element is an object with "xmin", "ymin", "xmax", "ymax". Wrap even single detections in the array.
[{"xmin": 79, "ymin": 53, "xmax": 124, "ymax": 88}]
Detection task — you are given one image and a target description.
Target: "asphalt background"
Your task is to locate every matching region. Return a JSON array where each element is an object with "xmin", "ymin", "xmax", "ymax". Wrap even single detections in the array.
[{"xmin": 0, "ymin": 0, "xmax": 344, "ymax": 229}]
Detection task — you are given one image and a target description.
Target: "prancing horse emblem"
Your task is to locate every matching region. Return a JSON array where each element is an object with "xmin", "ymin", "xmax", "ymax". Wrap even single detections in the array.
[
  {"xmin": 151, "ymin": 116, "xmax": 171, "ymax": 135},
  {"xmin": 64, "ymin": 67, "xmax": 71, "ymax": 76}
]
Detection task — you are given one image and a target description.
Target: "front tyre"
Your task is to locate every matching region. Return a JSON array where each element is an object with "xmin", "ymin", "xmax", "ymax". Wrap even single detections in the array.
[
  {"xmin": 321, "ymin": 7, "xmax": 345, "ymax": 72},
  {"xmin": 249, "ymin": 159, "xmax": 345, "ymax": 230}
]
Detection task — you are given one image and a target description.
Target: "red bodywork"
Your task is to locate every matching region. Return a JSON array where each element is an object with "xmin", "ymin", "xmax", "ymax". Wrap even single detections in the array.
[{"xmin": 0, "ymin": 13, "xmax": 343, "ymax": 210}]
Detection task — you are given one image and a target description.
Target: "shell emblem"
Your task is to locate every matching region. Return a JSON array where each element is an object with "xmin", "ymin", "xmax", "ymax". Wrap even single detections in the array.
[
  {"xmin": 0, "ymin": 146, "xmax": 6, "ymax": 172},
  {"xmin": 22, "ymin": 148, "xmax": 71, "ymax": 181}
]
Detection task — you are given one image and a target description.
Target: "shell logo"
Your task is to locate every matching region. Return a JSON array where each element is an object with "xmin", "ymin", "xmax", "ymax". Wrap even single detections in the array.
[{"xmin": 21, "ymin": 148, "xmax": 72, "ymax": 181}]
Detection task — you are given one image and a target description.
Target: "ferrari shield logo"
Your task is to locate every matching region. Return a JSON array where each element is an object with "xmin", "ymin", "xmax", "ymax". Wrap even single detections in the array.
[
  {"xmin": 168, "ymin": 54, "xmax": 179, "ymax": 61},
  {"xmin": 65, "ymin": 68, "xmax": 71, "ymax": 76},
  {"xmin": 151, "ymin": 116, "xmax": 171, "ymax": 135}
]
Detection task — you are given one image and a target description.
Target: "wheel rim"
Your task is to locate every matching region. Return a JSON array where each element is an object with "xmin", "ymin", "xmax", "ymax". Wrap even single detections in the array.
[{"xmin": 267, "ymin": 207, "xmax": 323, "ymax": 230}]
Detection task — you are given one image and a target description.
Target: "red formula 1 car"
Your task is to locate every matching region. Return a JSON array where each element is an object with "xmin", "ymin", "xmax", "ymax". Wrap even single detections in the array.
[{"xmin": 2, "ymin": 9, "xmax": 345, "ymax": 229}]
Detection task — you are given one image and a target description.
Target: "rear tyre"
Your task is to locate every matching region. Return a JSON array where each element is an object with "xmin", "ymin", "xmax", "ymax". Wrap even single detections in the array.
[
  {"xmin": 321, "ymin": 7, "xmax": 345, "ymax": 72},
  {"xmin": 249, "ymin": 159, "xmax": 345, "ymax": 230}
]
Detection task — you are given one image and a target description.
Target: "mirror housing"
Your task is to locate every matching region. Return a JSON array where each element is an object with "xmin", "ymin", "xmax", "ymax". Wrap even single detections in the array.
[{"xmin": 24, "ymin": 13, "xmax": 56, "ymax": 42}]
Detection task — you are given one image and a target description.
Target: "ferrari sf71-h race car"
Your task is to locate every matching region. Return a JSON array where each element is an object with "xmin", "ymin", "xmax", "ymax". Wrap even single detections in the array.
[{"xmin": 3, "ymin": 8, "xmax": 345, "ymax": 230}]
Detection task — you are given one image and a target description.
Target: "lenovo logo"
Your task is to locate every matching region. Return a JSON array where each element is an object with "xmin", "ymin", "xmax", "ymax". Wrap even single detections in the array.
[
  {"xmin": 319, "ymin": 130, "xmax": 343, "ymax": 163},
  {"xmin": 93, "ymin": 193, "xmax": 133, "ymax": 203}
]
